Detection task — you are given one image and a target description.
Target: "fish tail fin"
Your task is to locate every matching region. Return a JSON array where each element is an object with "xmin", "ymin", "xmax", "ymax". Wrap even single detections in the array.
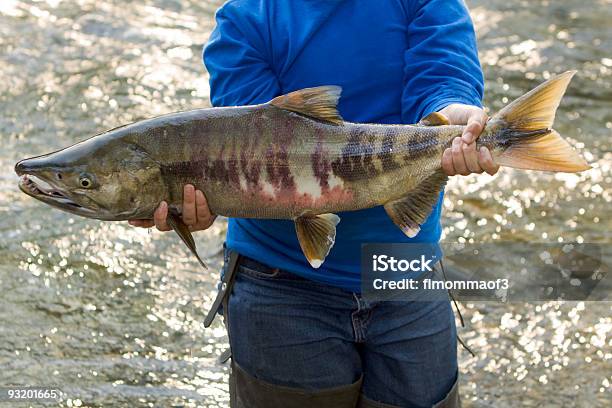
[{"xmin": 490, "ymin": 70, "xmax": 590, "ymax": 173}]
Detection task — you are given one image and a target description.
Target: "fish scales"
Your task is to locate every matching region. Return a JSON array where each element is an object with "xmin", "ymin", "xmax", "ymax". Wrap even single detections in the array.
[
  {"xmin": 148, "ymin": 105, "xmax": 458, "ymax": 218},
  {"xmin": 15, "ymin": 73, "xmax": 590, "ymax": 267}
]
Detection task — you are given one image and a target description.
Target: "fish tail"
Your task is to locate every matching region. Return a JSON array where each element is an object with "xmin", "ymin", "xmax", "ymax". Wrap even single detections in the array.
[{"xmin": 490, "ymin": 70, "xmax": 590, "ymax": 172}]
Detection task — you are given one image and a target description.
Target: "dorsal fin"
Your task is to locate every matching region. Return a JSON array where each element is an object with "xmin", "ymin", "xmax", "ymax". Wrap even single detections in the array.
[{"xmin": 270, "ymin": 86, "xmax": 344, "ymax": 125}]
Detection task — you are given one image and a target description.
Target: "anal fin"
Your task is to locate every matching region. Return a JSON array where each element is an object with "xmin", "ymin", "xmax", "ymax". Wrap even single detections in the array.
[
  {"xmin": 167, "ymin": 210, "xmax": 208, "ymax": 270},
  {"xmin": 295, "ymin": 213, "xmax": 340, "ymax": 268},
  {"xmin": 384, "ymin": 171, "xmax": 448, "ymax": 238}
]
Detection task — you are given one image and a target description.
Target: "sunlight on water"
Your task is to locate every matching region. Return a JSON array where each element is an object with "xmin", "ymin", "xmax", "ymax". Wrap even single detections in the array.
[{"xmin": 0, "ymin": 0, "xmax": 609, "ymax": 406}]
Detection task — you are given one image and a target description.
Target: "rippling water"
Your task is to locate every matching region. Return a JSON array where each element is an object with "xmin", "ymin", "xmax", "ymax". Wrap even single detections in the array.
[{"xmin": 0, "ymin": 0, "xmax": 610, "ymax": 407}]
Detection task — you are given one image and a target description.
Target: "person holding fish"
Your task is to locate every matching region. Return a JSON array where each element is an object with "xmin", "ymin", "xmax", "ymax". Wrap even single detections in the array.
[
  {"xmin": 136, "ymin": 1, "xmax": 492, "ymax": 406},
  {"xmin": 14, "ymin": 0, "xmax": 585, "ymax": 407}
]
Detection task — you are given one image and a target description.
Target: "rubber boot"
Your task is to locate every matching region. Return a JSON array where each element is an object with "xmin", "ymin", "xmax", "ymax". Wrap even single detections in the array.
[
  {"xmin": 432, "ymin": 376, "xmax": 461, "ymax": 408},
  {"xmin": 357, "ymin": 375, "xmax": 460, "ymax": 408},
  {"xmin": 230, "ymin": 362, "xmax": 363, "ymax": 408},
  {"xmin": 357, "ymin": 394, "xmax": 401, "ymax": 407}
]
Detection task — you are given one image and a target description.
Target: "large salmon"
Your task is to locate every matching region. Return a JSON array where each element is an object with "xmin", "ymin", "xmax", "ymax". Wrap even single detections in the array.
[{"xmin": 15, "ymin": 71, "xmax": 590, "ymax": 268}]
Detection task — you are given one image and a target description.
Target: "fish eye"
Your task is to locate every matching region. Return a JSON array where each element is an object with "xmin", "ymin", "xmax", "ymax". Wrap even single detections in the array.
[{"xmin": 78, "ymin": 174, "xmax": 94, "ymax": 189}]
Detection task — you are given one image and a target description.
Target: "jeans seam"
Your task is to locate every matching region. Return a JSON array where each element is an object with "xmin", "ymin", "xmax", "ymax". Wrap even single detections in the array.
[
  {"xmin": 351, "ymin": 312, "xmax": 361, "ymax": 343},
  {"xmin": 352, "ymin": 293, "xmax": 368, "ymax": 343}
]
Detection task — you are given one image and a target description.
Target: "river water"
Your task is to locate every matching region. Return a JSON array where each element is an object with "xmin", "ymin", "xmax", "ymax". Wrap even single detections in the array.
[{"xmin": 0, "ymin": 0, "xmax": 610, "ymax": 407}]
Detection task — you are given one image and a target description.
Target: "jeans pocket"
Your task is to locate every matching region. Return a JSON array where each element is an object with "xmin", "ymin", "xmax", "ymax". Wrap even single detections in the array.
[{"xmin": 238, "ymin": 264, "xmax": 282, "ymax": 280}]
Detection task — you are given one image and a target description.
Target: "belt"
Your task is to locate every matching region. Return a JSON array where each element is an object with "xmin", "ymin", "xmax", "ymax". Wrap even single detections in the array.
[{"xmin": 239, "ymin": 255, "xmax": 280, "ymax": 274}]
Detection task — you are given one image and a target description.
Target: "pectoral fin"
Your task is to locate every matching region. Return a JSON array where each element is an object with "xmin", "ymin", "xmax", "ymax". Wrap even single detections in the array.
[
  {"xmin": 167, "ymin": 211, "xmax": 208, "ymax": 270},
  {"xmin": 384, "ymin": 170, "xmax": 448, "ymax": 237},
  {"xmin": 295, "ymin": 213, "xmax": 340, "ymax": 268}
]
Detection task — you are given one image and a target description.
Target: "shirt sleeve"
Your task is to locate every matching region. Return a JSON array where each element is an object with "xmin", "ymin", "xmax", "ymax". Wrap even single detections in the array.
[
  {"xmin": 203, "ymin": 3, "xmax": 281, "ymax": 107},
  {"xmin": 402, "ymin": 0, "xmax": 484, "ymax": 124}
]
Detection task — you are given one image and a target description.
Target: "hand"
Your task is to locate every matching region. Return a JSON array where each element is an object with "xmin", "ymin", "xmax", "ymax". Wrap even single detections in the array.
[
  {"xmin": 128, "ymin": 184, "xmax": 216, "ymax": 232},
  {"xmin": 439, "ymin": 104, "xmax": 499, "ymax": 176}
]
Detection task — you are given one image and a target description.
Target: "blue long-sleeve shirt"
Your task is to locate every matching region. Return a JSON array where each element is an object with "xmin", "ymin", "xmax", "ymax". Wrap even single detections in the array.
[{"xmin": 204, "ymin": 0, "xmax": 484, "ymax": 292}]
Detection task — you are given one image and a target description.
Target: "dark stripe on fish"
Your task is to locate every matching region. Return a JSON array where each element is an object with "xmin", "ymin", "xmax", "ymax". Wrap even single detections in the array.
[
  {"xmin": 265, "ymin": 145, "xmax": 296, "ymax": 191},
  {"xmin": 379, "ymin": 129, "xmax": 400, "ymax": 171},
  {"xmin": 400, "ymin": 128, "xmax": 441, "ymax": 162},
  {"xmin": 311, "ymin": 140, "xmax": 332, "ymax": 190},
  {"xmin": 331, "ymin": 128, "xmax": 377, "ymax": 181}
]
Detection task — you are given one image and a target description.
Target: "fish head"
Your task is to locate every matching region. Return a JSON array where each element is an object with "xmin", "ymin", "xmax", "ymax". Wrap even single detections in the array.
[{"xmin": 15, "ymin": 136, "xmax": 166, "ymax": 221}]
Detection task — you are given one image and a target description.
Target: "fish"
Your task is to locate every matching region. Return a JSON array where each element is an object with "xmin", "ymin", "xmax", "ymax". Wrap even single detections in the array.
[{"xmin": 15, "ymin": 71, "xmax": 590, "ymax": 269}]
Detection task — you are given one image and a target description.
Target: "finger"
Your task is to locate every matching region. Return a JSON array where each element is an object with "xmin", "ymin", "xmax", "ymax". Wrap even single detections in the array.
[
  {"xmin": 154, "ymin": 201, "xmax": 171, "ymax": 231},
  {"xmin": 195, "ymin": 190, "xmax": 213, "ymax": 222},
  {"xmin": 479, "ymin": 147, "xmax": 500, "ymax": 176},
  {"xmin": 461, "ymin": 111, "xmax": 488, "ymax": 143},
  {"xmin": 189, "ymin": 219, "xmax": 216, "ymax": 232},
  {"xmin": 451, "ymin": 137, "xmax": 469, "ymax": 176},
  {"xmin": 129, "ymin": 220, "xmax": 154, "ymax": 228},
  {"xmin": 462, "ymin": 142, "xmax": 483, "ymax": 174},
  {"xmin": 182, "ymin": 184, "xmax": 197, "ymax": 226},
  {"xmin": 441, "ymin": 148, "xmax": 456, "ymax": 176}
]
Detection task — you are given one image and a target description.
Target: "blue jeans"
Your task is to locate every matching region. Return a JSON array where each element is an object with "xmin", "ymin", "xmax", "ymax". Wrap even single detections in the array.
[{"xmin": 224, "ymin": 250, "xmax": 458, "ymax": 407}]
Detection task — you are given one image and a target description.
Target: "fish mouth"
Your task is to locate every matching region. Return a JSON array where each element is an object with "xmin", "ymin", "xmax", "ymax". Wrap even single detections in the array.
[{"xmin": 18, "ymin": 175, "xmax": 94, "ymax": 214}]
